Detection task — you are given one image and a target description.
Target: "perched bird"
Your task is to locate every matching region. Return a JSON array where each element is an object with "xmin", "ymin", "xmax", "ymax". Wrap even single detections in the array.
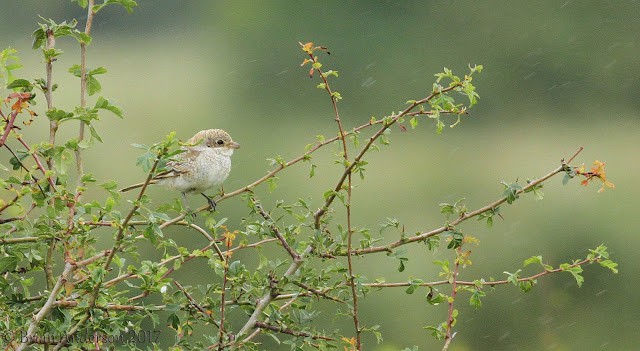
[{"xmin": 120, "ymin": 129, "xmax": 240, "ymax": 210}]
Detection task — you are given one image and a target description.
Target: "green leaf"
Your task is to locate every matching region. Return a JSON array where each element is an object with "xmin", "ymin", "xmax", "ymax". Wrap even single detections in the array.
[
  {"xmin": 409, "ymin": 116, "xmax": 418, "ymax": 129},
  {"xmin": 599, "ymin": 259, "xmax": 618, "ymax": 274},
  {"xmin": 92, "ymin": 267, "xmax": 107, "ymax": 283},
  {"xmin": 439, "ymin": 203, "xmax": 454, "ymax": 216},
  {"xmin": 32, "ymin": 28, "xmax": 46, "ymax": 49},
  {"xmin": 46, "ymin": 108, "xmax": 74, "ymax": 122},
  {"xmin": 424, "ymin": 322, "xmax": 447, "ymax": 340},
  {"xmin": 93, "ymin": 0, "xmax": 138, "ymax": 13},
  {"xmin": 68, "ymin": 64, "xmax": 81, "ymax": 76},
  {"xmin": 588, "ymin": 244, "xmax": 609, "ymax": 259},
  {"xmin": 518, "ymin": 280, "xmax": 534, "ymax": 292},
  {"xmin": 228, "ymin": 261, "xmax": 244, "ymax": 276},
  {"xmin": 398, "ymin": 257, "xmax": 407, "ymax": 272},
  {"xmin": 94, "ymin": 96, "xmax": 124, "ymax": 118},
  {"xmin": 104, "ymin": 197, "xmax": 116, "ymax": 212},
  {"xmin": 101, "ymin": 180, "xmax": 118, "ymax": 191},
  {"xmin": 469, "ymin": 289, "xmax": 485, "ymax": 308},
  {"xmin": 68, "ymin": 66, "xmax": 106, "ymax": 95},
  {"xmin": 405, "ymin": 279, "xmax": 423, "ymax": 294},
  {"xmin": 426, "ymin": 291, "xmax": 446, "ymax": 306},
  {"xmin": 74, "ymin": 0, "xmax": 89, "ymax": 8},
  {"xmin": 446, "ymin": 230, "xmax": 464, "ymax": 249},
  {"xmin": 504, "ymin": 269, "xmax": 522, "ymax": 286},
  {"xmin": 266, "ymin": 177, "xmax": 279, "ymax": 192},
  {"xmin": 560, "ymin": 263, "xmax": 584, "ymax": 287},
  {"xmin": 72, "ymin": 30, "xmax": 92, "ymax": 44},
  {"xmin": 523, "ymin": 255, "xmax": 543, "ymax": 267},
  {"xmin": 524, "ymin": 179, "xmax": 544, "ymax": 200},
  {"xmin": 88, "ymin": 66, "xmax": 107, "ymax": 75},
  {"xmin": 81, "ymin": 173, "xmax": 96, "ymax": 183},
  {"xmin": 0, "ymin": 48, "xmax": 22, "ymax": 84},
  {"xmin": 323, "ymin": 70, "xmax": 339, "ymax": 78},
  {"xmin": 0, "ymin": 256, "xmax": 19, "ymax": 273},
  {"xmin": 6, "ymin": 78, "xmax": 32, "ymax": 90},
  {"xmin": 86, "ymin": 75, "xmax": 102, "ymax": 96},
  {"xmin": 502, "ymin": 181, "xmax": 523, "ymax": 204},
  {"xmin": 88, "ymin": 124, "xmax": 103, "ymax": 143}
]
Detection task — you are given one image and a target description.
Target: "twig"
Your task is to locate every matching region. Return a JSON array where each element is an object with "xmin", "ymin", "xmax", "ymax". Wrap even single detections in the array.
[
  {"xmin": 0, "ymin": 104, "xmax": 19, "ymax": 147},
  {"xmin": 105, "ymin": 238, "xmax": 276, "ymax": 291},
  {"xmin": 2, "ymin": 144, "xmax": 46, "ymax": 195},
  {"xmin": 54, "ymin": 300, "xmax": 164, "ymax": 311},
  {"xmin": 16, "ymin": 262, "xmax": 75, "ymax": 351},
  {"xmin": 312, "ymin": 83, "xmax": 465, "ymax": 229},
  {"xmin": 254, "ymin": 321, "xmax": 335, "ymax": 341},
  {"xmin": 0, "ymin": 194, "xmax": 20, "ymax": 214},
  {"xmin": 363, "ymin": 256, "xmax": 597, "ymax": 288},
  {"xmin": 292, "ymin": 281, "xmax": 346, "ymax": 304},
  {"xmin": 174, "ymin": 280, "xmax": 220, "ymax": 328},
  {"xmin": 444, "ymin": 248, "xmax": 462, "ymax": 349},
  {"xmin": 74, "ymin": 0, "xmax": 95, "ymax": 190},
  {"xmin": 44, "ymin": 27, "xmax": 57, "ymax": 169},
  {"xmin": 236, "ymin": 293, "xmax": 303, "ymax": 347},
  {"xmin": 565, "ymin": 146, "xmax": 583, "ymax": 165},
  {"xmin": 0, "ymin": 236, "xmax": 39, "ymax": 244},
  {"xmin": 53, "ymin": 143, "xmax": 162, "ymax": 351},
  {"xmin": 250, "ymin": 196, "xmax": 299, "ymax": 260},
  {"xmin": 347, "ymin": 151, "xmax": 583, "ymax": 256},
  {"xmin": 15, "ymin": 136, "xmax": 57, "ymax": 190},
  {"xmin": 218, "ymin": 234, "xmax": 232, "ymax": 350},
  {"xmin": 236, "ymin": 246, "xmax": 313, "ymax": 339},
  {"xmin": 303, "ymin": 44, "xmax": 362, "ymax": 349}
]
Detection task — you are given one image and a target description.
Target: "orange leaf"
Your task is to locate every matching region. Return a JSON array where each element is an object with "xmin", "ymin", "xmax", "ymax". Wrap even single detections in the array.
[{"xmin": 300, "ymin": 42, "xmax": 314, "ymax": 54}]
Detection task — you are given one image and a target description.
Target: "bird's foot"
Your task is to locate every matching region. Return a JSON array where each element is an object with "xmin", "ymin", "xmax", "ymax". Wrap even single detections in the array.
[
  {"xmin": 180, "ymin": 193, "xmax": 197, "ymax": 219},
  {"xmin": 201, "ymin": 193, "xmax": 217, "ymax": 212},
  {"xmin": 186, "ymin": 209, "xmax": 197, "ymax": 220}
]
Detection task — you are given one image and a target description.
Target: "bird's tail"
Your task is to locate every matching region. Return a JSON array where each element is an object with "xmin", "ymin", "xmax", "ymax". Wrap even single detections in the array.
[{"xmin": 119, "ymin": 179, "xmax": 158, "ymax": 192}]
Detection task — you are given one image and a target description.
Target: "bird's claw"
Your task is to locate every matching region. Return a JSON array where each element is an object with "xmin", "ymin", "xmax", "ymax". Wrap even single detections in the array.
[{"xmin": 201, "ymin": 193, "xmax": 217, "ymax": 212}]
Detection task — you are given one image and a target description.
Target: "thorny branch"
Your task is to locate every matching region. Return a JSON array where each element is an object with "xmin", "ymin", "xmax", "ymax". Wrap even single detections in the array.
[
  {"xmin": 345, "ymin": 159, "xmax": 576, "ymax": 256},
  {"xmin": 363, "ymin": 255, "xmax": 601, "ymax": 289},
  {"xmin": 301, "ymin": 42, "xmax": 363, "ymax": 349},
  {"xmin": 1, "ymin": 29, "xmax": 616, "ymax": 351}
]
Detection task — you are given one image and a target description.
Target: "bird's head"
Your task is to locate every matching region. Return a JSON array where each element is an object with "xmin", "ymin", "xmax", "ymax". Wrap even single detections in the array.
[{"xmin": 187, "ymin": 129, "xmax": 240, "ymax": 155}]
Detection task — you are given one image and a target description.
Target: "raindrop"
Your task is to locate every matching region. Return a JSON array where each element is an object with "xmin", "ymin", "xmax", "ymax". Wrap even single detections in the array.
[
  {"xmin": 361, "ymin": 77, "xmax": 376, "ymax": 88},
  {"xmin": 604, "ymin": 60, "xmax": 617, "ymax": 69},
  {"xmin": 498, "ymin": 331, "xmax": 510, "ymax": 342}
]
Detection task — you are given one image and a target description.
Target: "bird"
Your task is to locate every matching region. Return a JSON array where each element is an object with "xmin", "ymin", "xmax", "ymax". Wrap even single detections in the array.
[{"xmin": 120, "ymin": 129, "xmax": 240, "ymax": 211}]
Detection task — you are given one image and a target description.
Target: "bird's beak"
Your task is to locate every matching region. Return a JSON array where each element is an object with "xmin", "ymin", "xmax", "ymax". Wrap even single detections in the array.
[{"xmin": 229, "ymin": 141, "xmax": 241, "ymax": 149}]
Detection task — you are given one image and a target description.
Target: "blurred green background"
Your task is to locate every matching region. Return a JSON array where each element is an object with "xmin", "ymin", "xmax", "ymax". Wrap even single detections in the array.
[{"xmin": 2, "ymin": 1, "xmax": 639, "ymax": 350}]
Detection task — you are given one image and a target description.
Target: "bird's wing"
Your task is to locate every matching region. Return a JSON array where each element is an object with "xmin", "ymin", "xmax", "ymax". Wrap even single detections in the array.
[{"xmin": 152, "ymin": 159, "xmax": 191, "ymax": 180}]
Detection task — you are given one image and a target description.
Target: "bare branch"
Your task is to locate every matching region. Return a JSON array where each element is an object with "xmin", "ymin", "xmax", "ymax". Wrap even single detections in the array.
[
  {"xmin": 17, "ymin": 263, "xmax": 75, "ymax": 351},
  {"xmin": 250, "ymin": 195, "xmax": 299, "ymax": 260}
]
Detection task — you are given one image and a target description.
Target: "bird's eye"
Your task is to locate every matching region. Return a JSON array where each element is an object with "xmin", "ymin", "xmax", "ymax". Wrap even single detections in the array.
[{"xmin": 216, "ymin": 139, "xmax": 224, "ymax": 146}]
